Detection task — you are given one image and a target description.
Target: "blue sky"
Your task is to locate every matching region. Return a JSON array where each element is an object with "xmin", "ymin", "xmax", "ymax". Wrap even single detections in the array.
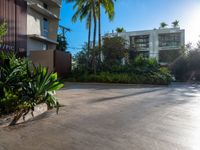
[{"xmin": 60, "ymin": 0, "xmax": 200, "ymax": 55}]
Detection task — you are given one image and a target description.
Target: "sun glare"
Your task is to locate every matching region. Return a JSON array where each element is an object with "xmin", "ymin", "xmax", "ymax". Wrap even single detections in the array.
[{"xmin": 186, "ymin": 5, "xmax": 200, "ymax": 44}]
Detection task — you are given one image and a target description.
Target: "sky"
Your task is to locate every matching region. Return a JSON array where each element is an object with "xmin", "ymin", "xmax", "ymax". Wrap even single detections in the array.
[{"xmin": 59, "ymin": 0, "xmax": 200, "ymax": 55}]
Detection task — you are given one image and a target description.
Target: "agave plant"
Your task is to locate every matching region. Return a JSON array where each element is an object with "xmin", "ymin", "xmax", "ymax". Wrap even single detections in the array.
[{"xmin": 0, "ymin": 52, "xmax": 64, "ymax": 126}]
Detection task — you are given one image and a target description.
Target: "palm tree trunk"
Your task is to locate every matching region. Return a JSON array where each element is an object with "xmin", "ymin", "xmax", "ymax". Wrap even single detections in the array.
[
  {"xmin": 98, "ymin": 0, "xmax": 102, "ymax": 64},
  {"xmin": 92, "ymin": 0, "xmax": 97, "ymax": 74},
  {"xmin": 87, "ymin": 11, "xmax": 92, "ymax": 70},
  {"xmin": 98, "ymin": 0, "xmax": 101, "ymax": 50},
  {"xmin": 88, "ymin": 11, "xmax": 92, "ymax": 52}
]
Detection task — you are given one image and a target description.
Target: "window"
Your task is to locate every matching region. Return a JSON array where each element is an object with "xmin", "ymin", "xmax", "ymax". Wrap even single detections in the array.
[
  {"xmin": 43, "ymin": 18, "xmax": 48, "ymax": 38},
  {"xmin": 130, "ymin": 35, "xmax": 149, "ymax": 50},
  {"xmin": 42, "ymin": 43, "xmax": 48, "ymax": 50},
  {"xmin": 159, "ymin": 50, "xmax": 181, "ymax": 63},
  {"xmin": 159, "ymin": 33, "xmax": 181, "ymax": 47},
  {"xmin": 43, "ymin": 3, "xmax": 48, "ymax": 9}
]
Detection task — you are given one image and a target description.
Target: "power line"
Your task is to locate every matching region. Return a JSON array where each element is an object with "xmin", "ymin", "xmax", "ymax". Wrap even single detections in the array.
[{"xmin": 68, "ymin": 47, "xmax": 83, "ymax": 50}]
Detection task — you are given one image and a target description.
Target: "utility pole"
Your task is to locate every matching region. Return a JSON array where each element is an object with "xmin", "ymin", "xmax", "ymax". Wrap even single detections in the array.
[
  {"xmin": 57, "ymin": 25, "xmax": 71, "ymax": 51},
  {"xmin": 59, "ymin": 25, "xmax": 71, "ymax": 38}
]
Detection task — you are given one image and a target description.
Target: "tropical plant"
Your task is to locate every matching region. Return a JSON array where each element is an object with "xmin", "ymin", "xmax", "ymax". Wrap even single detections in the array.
[
  {"xmin": 116, "ymin": 27, "xmax": 125, "ymax": 33},
  {"xmin": 57, "ymin": 34, "xmax": 68, "ymax": 51},
  {"xmin": 66, "ymin": 0, "xmax": 116, "ymax": 74},
  {"xmin": 73, "ymin": 44, "xmax": 102, "ymax": 73},
  {"xmin": 66, "ymin": 0, "xmax": 97, "ymax": 73},
  {"xmin": 97, "ymin": 0, "xmax": 116, "ymax": 50},
  {"xmin": 172, "ymin": 20, "xmax": 179, "ymax": 28},
  {"xmin": 57, "ymin": 26, "xmax": 71, "ymax": 51},
  {"xmin": 0, "ymin": 22, "xmax": 7, "ymax": 41},
  {"xmin": 160, "ymin": 22, "xmax": 168, "ymax": 28},
  {"xmin": 102, "ymin": 36, "xmax": 127, "ymax": 70},
  {"xmin": 66, "ymin": 0, "xmax": 92, "ymax": 51},
  {"xmin": 67, "ymin": 70, "xmax": 172, "ymax": 85},
  {"xmin": 0, "ymin": 52, "xmax": 64, "ymax": 126}
]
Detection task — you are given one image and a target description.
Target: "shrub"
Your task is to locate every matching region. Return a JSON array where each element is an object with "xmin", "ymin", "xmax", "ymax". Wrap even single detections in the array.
[
  {"xmin": 68, "ymin": 71, "xmax": 172, "ymax": 85},
  {"xmin": 0, "ymin": 52, "xmax": 63, "ymax": 125},
  {"xmin": 0, "ymin": 22, "xmax": 7, "ymax": 41}
]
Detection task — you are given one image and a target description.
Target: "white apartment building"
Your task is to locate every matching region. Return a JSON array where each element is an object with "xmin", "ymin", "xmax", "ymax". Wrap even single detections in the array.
[
  {"xmin": 26, "ymin": 0, "xmax": 61, "ymax": 55},
  {"xmin": 104, "ymin": 28, "xmax": 185, "ymax": 64}
]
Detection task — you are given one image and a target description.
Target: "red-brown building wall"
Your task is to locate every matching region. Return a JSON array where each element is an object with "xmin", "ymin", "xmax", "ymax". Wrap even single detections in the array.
[{"xmin": 0, "ymin": 0, "xmax": 27, "ymax": 55}]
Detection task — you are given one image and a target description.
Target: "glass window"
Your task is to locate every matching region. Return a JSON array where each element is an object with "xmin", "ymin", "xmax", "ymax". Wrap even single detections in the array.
[
  {"xmin": 159, "ymin": 33, "xmax": 181, "ymax": 47},
  {"xmin": 159, "ymin": 50, "xmax": 181, "ymax": 63},
  {"xmin": 43, "ymin": 18, "xmax": 48, "ymax": 38},
  {"xmin": 130, "ymin": 35, "xmax": 149, "ymax": 50},
  {"xmin": 43, "ymin": 3, "xmax": 48, "ymax": 9}
]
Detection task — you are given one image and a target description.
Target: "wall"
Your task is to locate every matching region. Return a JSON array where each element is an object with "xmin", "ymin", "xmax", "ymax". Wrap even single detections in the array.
[
  {"xmin": 27, "ymin": 7, "xmax": 43, "ymax": 36},
  {"xmin": 30, "ymin": 49, "xmax": 54, "ymax": 72},
  {"xmin": 27, "ymin": 2, "xmax": 60, "ymax": 54},
  {"xmin": 0, "ymin": 0, "xmax": 27, "ymax": 55},
  {"xmin": 30, "ymin": 50, "xmax": 72, "ymax": 76},
  {"xmin": 27, "ymin": 38, "xmax": 47, "ymax": 55},
  {"xmin": 55, "ymin": 51, "xmax": 71, "ymax": 76},
  {"xmin": 105, "ymin": 28, "xmax": 185, "ymax": 61}
]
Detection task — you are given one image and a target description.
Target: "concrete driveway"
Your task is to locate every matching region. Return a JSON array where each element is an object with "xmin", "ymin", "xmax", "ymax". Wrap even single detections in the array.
[{"xmin": 0, "ymin": 83, "xmax": 200, "ymax": 150}]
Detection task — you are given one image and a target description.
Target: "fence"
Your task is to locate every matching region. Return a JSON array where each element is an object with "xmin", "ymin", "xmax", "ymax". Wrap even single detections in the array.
[{"xmin": 30, "ymin": 50, "xmax": 71, "ymax": 77}]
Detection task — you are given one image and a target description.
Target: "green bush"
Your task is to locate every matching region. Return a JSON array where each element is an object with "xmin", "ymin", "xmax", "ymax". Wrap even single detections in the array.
[
  {"xmin": 0, "ymin": 52, "xmax": 63, "ymax": 125},
  {"xmin": 68, "ymin": 55, "xmax": 172, "ymax": 85},
  {"xmin": 0, "ymin": 22, "xmax": 7, "ymax": 41},
  {"xmin": 68, "ymin": 71, "xmax": 172, "ymax": 85}
]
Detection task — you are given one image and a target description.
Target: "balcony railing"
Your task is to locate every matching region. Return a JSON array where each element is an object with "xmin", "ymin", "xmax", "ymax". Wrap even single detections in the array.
[
  {"xmin": 25, "ymin": 0, "xmax": 61, "ymax": 7},
  {"xmin": 26, "ymin": 0, "xmax": 59, "ymax": 20}
]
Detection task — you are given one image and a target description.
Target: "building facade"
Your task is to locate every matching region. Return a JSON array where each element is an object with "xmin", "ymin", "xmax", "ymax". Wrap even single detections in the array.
[
  {"xmin": 0, "ymin": 0, "xmax": 62, "ymax": 56},
  {"xmin": 26, "ymin": 0, "xmax": 61, "ymax": 55},
  {"xmin": 104, "ymin": 28, "xmax": 185, "ymax": 64}
]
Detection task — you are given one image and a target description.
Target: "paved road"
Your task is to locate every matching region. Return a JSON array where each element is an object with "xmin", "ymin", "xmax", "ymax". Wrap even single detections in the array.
[{"xmin": 0, "ymin": 83, "xmax": 200, "ymax": 150}]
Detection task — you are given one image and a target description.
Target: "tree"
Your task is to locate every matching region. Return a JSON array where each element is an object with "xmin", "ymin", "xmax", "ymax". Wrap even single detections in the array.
[
  {"xmin": 97, "ymin": 0, "xmax": 116, "ymax": 50},
  {"xmin": 66, "ymin": 0, "xmax": 116, "ymax": 74},
  {"xmin": 66, "ymin": 0, "xmax": 97, "ymax": 74},
  {"xmin": 57, "ymin": 25, "xmax": 71, "ymax": 51},
  {"xmin": 102, "ymin": 36, "xmax": 127, "ymax": 69},
  {"xmin": 73, "ymin": 44, "xmax": 101, "ymax": 73},
  {"xmin": 0, "ymin": 22, "xmax": 7, "ymax": 42},
  {"xmin": 66, "ymin": 0, "xmax": 92, "ymax": 51},
  {"xmin": 160, "ymin": 22, "xmax": 168, "ymax": 28},
  {"xmin": 172, "ymin": 20, "xmax": 179, "ymax": 28},
  {"xmin": 116, "ymin": 27, "xmax": 125, "ymax": 33}
]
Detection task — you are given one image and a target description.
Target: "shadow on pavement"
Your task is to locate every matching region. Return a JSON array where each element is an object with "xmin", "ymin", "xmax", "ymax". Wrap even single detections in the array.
[{"xmin": 89, "ymin": 88, "xmax": 164, "ymax": 103}]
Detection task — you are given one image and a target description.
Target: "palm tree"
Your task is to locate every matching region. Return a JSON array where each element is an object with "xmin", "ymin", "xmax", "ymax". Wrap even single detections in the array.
[
  {"xmin": 66, "ymin": 0, "xmax": 116, "ymax": 74},
  {"xmin": 92, "ymin": 0, "xmax": 97, "ymax": 74},
  {"xmin": 160, "ymin": 22, "xmax": 168, "ymax": 28},
  {"xmin": 116, "ymin": 27, "xmax": 125, "ymax": 33},
  {"xmin": 66, "ymin": 0, "xmax": 97, "ymax": 73},
  {"xmin": 172, "ymin": 20, "xmax": 179, "ymax": 28},
  {"xmin": 66, "ymin": 0, "xmax": 93, "ymax": 51},
  {"xmin": 97, "ymin": 0, "xmax": 116, "ymax": 50}
]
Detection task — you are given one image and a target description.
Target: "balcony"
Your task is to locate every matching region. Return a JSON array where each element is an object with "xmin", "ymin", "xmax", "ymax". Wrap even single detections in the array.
[
  {"xmin": 25, "ymin": 0, "xmax": 61, "ymax": 7},
  {"xmin": 29, "ymin": 3, "xmax": 59, "ymax": 20},
  {"xmin": 28, "ymin": 34, "xmax": 58, "ymax": 44}
]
